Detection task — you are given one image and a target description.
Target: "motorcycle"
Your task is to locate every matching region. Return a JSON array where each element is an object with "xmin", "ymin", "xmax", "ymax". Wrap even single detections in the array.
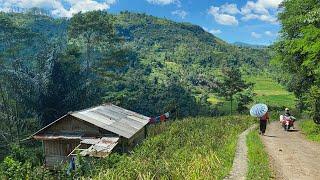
[{"xmin": 280, "ymin": 115, "xmax": 296, "ymax": 131}]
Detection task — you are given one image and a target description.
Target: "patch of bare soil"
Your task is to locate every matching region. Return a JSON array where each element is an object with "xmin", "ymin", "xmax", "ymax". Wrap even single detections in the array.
[{"xmin": 261, "ymin": 122, "xmax": 320, "ymax": 180}]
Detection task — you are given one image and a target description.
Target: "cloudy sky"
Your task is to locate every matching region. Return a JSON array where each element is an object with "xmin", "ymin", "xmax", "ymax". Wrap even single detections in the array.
[{"xmin": 0, "ymin": 0, "xmax": 283, "ymax": 45}]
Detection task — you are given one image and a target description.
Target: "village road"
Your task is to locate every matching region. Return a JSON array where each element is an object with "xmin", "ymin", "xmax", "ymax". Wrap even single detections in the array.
[{"xmin": 261, "ymin": 121, "xmax": 320, "ymax": 180}]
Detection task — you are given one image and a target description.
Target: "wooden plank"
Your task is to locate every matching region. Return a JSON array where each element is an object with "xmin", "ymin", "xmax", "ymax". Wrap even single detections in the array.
[{"xmin": 67, "ymin": 143, "xmax": 81, "ymax": 157}]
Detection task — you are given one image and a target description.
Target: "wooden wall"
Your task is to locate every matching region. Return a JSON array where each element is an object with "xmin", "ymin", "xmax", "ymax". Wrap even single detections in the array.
[
  {"xmin": 46, "ymin": 115, "xmax": 100, "ymax": 135},
  {"xmin": 44, "ymin": 140, "xmax": 79, "ymax": 168},
  {"xmin": 127, "ymin": 128, "xmax": 146, "ymax": 151}
]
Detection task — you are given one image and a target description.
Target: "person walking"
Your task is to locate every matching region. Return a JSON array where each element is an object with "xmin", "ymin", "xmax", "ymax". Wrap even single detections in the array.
[{"xmin": 259, "ymin": 111, "xmax": 270, "ymax": 135}]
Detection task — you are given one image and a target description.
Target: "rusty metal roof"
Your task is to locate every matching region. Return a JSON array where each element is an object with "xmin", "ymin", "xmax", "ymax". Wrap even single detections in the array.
[
  {"xmin": 71, "ymin": 104, "xmax": 149, "ymax": 139},
  {"xmin": 68, "ymin": 137, "xmax": 120, "ymax": 158},
  {"xmin": 80, "ymin": 137, "xmax": 119, "ymax": 158}
]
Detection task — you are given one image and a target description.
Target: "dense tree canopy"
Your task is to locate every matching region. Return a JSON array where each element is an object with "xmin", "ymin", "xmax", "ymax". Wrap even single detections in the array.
[{"xmin": 273, "ymin": 0, "xmax": 320, "ymax": 123}]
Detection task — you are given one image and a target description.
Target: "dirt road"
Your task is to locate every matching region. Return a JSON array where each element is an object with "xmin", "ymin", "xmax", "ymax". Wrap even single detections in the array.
[{"xmin": 261, "ymin": 121, "xmax": 320, "ymax": 180}]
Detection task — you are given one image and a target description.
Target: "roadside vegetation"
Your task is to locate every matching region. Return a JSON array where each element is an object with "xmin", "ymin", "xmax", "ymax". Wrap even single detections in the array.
[
  {"xmin": 246, "ymin": 130, "xmax": 272, "ymax": 180},
  {"xmin": 0, "ymin": 116, "xmax": 255, "ymax": 179},
  {"xmin": 300, "ymin": 120, "xmax": 320, "ymax": 143},
  {"xmin": 89, "ymin": 116, "xmax": 255, "ymax": 179}
]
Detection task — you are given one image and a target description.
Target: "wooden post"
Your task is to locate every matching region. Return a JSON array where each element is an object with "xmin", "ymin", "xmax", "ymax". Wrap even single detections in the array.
[
  {"xmin": 144, "ymin": 125, "xmax": 148, "ymax": 139},
  {"xmin": 42, "ymin": 141, "xmax": 45, "ymax": 166},
  {"xmin": 122, "ymin": 140, "xmax": 125, "ymax": 153}
]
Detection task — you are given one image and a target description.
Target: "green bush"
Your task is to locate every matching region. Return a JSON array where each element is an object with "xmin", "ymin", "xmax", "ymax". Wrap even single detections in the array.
[{"xmin": 300, "ymin": 120, "xmax": 320, "ymax": 142}]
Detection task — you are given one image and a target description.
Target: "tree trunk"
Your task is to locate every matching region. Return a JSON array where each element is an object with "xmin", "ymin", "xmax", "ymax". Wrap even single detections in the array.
[
  {"xmin": 86, "ymin": 39, "xmax": 91, "ymax": 79},
  {"xmin": 230, "ymin": 96, "xmax": 233, "ymax": 115}
]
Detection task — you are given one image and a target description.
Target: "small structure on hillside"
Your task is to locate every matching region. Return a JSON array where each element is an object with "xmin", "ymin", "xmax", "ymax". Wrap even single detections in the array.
[{"xmin": 32, "ymin": 104, "xmax": 150, "ymax": 169}]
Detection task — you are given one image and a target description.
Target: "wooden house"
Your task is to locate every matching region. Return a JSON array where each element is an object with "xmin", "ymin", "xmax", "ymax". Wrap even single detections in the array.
[{"xmin": 32, "ymin": 104, "xmax": 150, "ymax": 169}]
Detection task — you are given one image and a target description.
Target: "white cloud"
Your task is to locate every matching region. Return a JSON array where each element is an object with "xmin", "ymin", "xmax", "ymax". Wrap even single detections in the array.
[
  {"xmin": 147, "ymin": 0, "xmax": 179, "ymax": 5},
  {"xmin": 209, "ymin": 29, "xmax": 222, "ymax": 35},
  {"xmin": 265, "ymin": 31, "xmax": 275, "ymax": 36},
  {"xmin": 208, "ymin": 6, "xmax": 239, "ymax": 26},
  {"xmin": 0, "ymin": 0, "xmax": 116, "ymax": 17},
  {"xmin": 251, "ymin": 32, "xmax": 262, "ymax": 38},
  {"xmin": 202, "ymin": 27, "xmax": 209, "ymax": 32},
  {"xmin": 258, "ymin": 0, "xmax": 283, "ymax": 9},
  {"xmin": 241, "ymin": 13, "xmax": 277, "ymax": 23},
  {"xmin": 240, "ymin": 0, "xmax": 282, "ymax": 23},
  {"xmin": 202, "ymin": 27, "xmax": 222, "ymax": 35},
  {"xmin": 241, "ymin": 1, "xmax": 269, "ymax": 15},
  {"xmin": 220, "ymin": 3, "xmax": 240, "ymax": 15},
  {"xmin": 171, "ymin": 10, "xmax": 187, "ymax": 19}
]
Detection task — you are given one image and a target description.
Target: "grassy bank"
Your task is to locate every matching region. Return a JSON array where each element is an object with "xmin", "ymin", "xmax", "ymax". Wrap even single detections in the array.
[
  {"xmin": 245, "ymin": 76, "xmax": 296, "ymax": 108},
  {"xmin": 246, "ymin": 130, "xmax": 272, "ymax": 180},
  {"xmin": 300, "ymin": 120, "xmax": 320, "ymax": 142},
  {"xmin": 83, "ymin": 116, "xmax": 255, "ymax": 179}
]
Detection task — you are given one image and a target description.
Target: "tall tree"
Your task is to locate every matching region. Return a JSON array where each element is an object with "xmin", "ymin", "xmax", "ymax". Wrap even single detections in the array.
[
  {"xmin": 216, "ymin": 67, "xmax": 251, "ymax": 115},
  {"xmin": 68, "ymin": 11, "xmax": 131, "ymax": 107},
  {"xmin": 68, "ymin": 10, "xmax": 116, "ymax": 77},
  {"xmin": 273, "ymin": 0, "xmax": 320, "ymax": 122}
]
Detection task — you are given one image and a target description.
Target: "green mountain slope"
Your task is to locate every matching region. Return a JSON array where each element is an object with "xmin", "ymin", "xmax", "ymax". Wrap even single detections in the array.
[
  {"xmin": 0, "ymin": 11, "xmax": 274, "ymax": 118},
  {"xmin": 115, "ymin": 12, "xmax": 272, "ymax": 69},
  {"xmin": 0, "ymin": 11, "xmax": 272, "ymax": 75},
  {"xmin": 112, "ymin": 12, "xmax": 273, "ymax": 104}
]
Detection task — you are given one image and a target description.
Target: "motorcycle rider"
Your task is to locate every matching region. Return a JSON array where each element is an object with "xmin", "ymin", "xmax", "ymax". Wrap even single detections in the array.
[
  {"xmin": 284, "ymin": 108, "xmax": 295, "ymax": 129},
  {"xmin": 284, "ymin": 108, "xmax": 291, "ymax": 116}
]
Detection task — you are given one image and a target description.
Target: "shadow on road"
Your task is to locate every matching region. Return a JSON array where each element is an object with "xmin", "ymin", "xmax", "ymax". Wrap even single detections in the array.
[
  {"xmin": 264, "ymin": 135, "xmax": 277, "ymax": 138},
  {"xmin": 287, "ymin": 129, "xmax": 299, "ymax": 132}
]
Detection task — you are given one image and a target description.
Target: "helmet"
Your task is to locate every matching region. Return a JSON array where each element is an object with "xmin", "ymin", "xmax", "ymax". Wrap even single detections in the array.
[{"xmin": 285, "ymin": 108, "xmax": 289, "ymax": 111}]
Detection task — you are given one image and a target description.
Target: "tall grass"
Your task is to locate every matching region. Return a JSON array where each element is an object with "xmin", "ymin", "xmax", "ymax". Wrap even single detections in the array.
[
  {"xmin": 300, "ymin": 120, "xmax": 320, "ymax": 142},
  {"xmin": 246, "ymin": 130, "xmax": 272, "ymax": 180},
  {"xmin": 85, "ymin": 116, "xmax": 255, "ymax": 179}
]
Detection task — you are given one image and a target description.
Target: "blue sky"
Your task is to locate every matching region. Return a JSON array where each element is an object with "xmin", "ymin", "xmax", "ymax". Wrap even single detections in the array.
[{"xmin": 0, "ymin": 0, "xmax": 282, "ymax": 45}]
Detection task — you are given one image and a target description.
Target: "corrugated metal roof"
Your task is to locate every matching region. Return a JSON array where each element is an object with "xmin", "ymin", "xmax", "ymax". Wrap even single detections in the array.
[{"xmin": 71, "ymin": 104, "xmax": 149, "ymax": 139}]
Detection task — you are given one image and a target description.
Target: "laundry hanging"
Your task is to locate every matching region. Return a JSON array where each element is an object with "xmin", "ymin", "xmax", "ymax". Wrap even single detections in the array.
[{"xmin": 148, "ymin": 112, "xmax": 170, "ymax": 124}]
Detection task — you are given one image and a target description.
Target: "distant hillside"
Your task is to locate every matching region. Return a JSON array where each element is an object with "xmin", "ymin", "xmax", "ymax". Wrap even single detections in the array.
[
  {"xmin": 114, "ymin": 12, "xmax": 272, "ymax": 69},
  {"xmin": 0, "ymin": 11, "xmax": 272, "ymax": 71},
  {"xmin": 0, "ymin": 11, "xmax": 273, "ymax": 113},
  {"xmin": 233, "ymin": 42, "xmax": 267, "ymax": 49}
]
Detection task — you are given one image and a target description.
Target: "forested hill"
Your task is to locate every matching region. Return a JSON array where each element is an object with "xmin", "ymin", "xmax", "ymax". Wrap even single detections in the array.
[
  {"xmin": 114, "ymin": 12, "xmax": 271, "ymax": 69},
  {"xmin": 0, "ymin": 11, "xmax": 271, "ymax": 68},
  {"xmin": 0, "ymin": 11, "xmax": 272, "ymax": 152}
]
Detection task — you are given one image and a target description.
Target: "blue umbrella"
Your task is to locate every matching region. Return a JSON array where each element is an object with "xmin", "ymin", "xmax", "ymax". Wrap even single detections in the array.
[{"xmin": 250, "ymin": 104, "xmax": 268, "ymax": 117}]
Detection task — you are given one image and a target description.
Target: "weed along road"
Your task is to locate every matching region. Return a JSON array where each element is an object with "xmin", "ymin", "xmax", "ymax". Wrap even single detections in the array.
[{"xmin": 261, "ymin": 122, "xmax": 320, "ymax": 180}]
